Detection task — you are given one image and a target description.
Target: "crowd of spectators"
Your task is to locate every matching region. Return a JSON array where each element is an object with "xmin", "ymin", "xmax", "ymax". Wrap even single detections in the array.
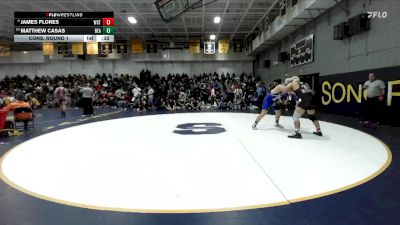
[{"xmin": 0, "ymin": 70, "xmax": 270, "ymax": 112}]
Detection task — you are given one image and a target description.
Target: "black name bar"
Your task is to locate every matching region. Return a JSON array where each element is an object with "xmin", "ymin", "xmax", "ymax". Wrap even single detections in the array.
[
  {"xmin": 15, "ymin": 19, "xmax": 108, "ymax": 26},
  {"xmin": 14, "ymin": 26, "xmax": 106, "ymax": 35}
]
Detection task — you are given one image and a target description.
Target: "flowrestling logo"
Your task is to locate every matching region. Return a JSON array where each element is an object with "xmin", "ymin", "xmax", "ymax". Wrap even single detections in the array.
[{"xmin": 367, "ymin": 11, "xmax": 388, "ymax": 19}]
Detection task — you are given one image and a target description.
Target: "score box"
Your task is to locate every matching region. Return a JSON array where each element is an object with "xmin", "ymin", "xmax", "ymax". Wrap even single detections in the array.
[
  {"xmin": 102, "ymin": 26, "xmax": 114, "ymax": 35},
  {"xmin": 102, "ymin": 18, "xmax": 114, "ymax": 26}
]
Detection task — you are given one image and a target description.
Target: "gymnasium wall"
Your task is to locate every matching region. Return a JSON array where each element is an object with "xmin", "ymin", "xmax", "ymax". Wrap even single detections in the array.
[
  {"xmin": 255, "ymin": 0, "xmax": 400, "ymax": 82},
  {"xmin": 0, "ymin": 60, "xmax": 253, "ymax": 78},
  {"xmin": 0, "ymin": 49, "xmax": 254, "ymax": 78}
]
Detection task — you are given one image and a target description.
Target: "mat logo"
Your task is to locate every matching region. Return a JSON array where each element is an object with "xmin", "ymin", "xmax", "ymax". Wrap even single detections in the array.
[
  {"xmin": 367, "ymin": 11, "xmax": 388, "ymax": 19},
  {"xmin": 173, "ymin": 123, "xmax": 226, "ymax": 135}
]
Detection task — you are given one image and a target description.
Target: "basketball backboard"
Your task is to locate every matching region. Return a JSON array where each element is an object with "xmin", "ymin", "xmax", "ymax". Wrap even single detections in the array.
[{"xmin": 154, "ymin": 0, "xmax": 190, "ymax": 23}]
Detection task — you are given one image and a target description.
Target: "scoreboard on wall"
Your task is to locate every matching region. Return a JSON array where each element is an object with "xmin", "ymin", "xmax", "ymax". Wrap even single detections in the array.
[
  {"xmin": 290, "ymin": 34, "xmax": 314, "ymax": 67},
  {"xmin": 14, "ymin": 12, "xmax": 114, "ymax": 42}
]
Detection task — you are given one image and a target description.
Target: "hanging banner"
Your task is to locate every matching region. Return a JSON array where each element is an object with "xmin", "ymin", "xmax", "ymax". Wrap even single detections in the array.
[
  {"xmin": 100, "ymin": 42, "xmax": 113, "ymax": 54},
  {"xmin": 189, "ymin": 37, "xmax": 200, "ymax": 54},
  {"xmin": 218, "ymin": 39, "xmax": 230, "ymax": 53},
  {"xmin": 72, "ymin": 42, "xmax": 84, "ymax": 55},
  {"xmin": 0, "ymin": 45, "xmax": 11, "ymax": 56},
  {"xmin": 117, "ymin": 40, "xmax": 128, "ymax": 53},
  {"xmin": 86, "ymin": 42, "xmax": 98, "ymax": 55},
  {"xmin": 42, "ymin": 43, "xmax": 54, "ymax": 55},
  {"xmin": 233, "ymin": 39, "xmax": 243, "ymax": 52},
  {"xmin": 57, "ymin": 42, "xmax": 69, "ymax": 55},
  {"xmin": 146, "ymin": 40, "xmax": 158, "ymax": 53},
  {"xmin": 204, "ymin": 41, "xmax": 215, "ymax": 54},
  {"xmin": 131, "ymin": 38, "xmax": 143, "ymax": 53}
]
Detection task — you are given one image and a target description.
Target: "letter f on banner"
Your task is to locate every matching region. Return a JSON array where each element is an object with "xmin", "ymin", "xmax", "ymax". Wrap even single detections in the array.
[{"xmin": 387, "ymin": 80, "xmax": 400, "ymax": 106}]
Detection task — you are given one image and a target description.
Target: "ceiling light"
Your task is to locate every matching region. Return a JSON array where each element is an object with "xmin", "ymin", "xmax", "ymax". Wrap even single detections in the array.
[
  {"xmin": 210, "ymin": 34, "xmax": 216, "ymax": 40},
  {"xmin": 128, "ymin": 17, "xmax": 137, "ymax": 24},
  {"xmin": 214, "ymin": 16, "xmax": 221, "ymax": 24}
]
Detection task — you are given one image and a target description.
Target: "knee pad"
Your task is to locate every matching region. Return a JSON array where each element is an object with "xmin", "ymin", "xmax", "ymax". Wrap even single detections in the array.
[
  {"xmin": 293, "ymin": 111, "xmax": 301, "ymax": 121},
  {"xmin": 308, "ymin": 114, "xmax": 317, "ymax": 121}
]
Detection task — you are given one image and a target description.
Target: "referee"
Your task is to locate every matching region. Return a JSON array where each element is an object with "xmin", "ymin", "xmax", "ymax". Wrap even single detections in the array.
[
  {"xmin": 79, "ymin": 83, "xmax": 94, "ymax": 116},
  {"xmin": 362, "ymin": 73, "xmax": 386, "ymax": 127}
]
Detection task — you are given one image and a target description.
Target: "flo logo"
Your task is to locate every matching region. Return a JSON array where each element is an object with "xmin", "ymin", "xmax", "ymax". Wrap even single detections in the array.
[
  {"xmin": 173, "ymin": 123, "xmax": 226, "ymax": 135},
  {"xmin": 367, "ymin": 11, "xmax": 388, "ymax": 18}
]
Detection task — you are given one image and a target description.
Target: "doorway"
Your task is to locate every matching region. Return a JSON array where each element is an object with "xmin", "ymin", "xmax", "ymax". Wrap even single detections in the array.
[
  {"xmin": 299, "ymin": 73, "xmax": 319, "ymax": 92},
  {"xmin": 300, "ymin": 73, "xmax": 320, "ymax": 107}
]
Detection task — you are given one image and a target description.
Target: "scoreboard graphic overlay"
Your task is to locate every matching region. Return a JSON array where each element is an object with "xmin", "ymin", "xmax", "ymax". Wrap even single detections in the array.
[
  {"xmin": 14, "ymin": 12, "xmax": 114, "ymax": 42},
  {"xmin": 290, "ymin": 34, "xmax": 314, "ymax": 67}
]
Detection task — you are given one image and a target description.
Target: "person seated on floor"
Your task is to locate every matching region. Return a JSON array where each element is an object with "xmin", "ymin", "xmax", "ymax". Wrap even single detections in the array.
[{"xmin": 3, "ymin": 93, "xmax": 33, "ymax": 130}]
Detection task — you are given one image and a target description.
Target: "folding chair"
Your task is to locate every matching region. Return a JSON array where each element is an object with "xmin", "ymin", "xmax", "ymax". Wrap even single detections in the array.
[{"xmin": 14, "ymin": 107, "xmax": 34, "ymax": 130}]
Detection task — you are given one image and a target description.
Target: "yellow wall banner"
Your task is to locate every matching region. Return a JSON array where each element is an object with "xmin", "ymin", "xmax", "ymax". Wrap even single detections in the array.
[
  {"xmin": 131, "ymin": 39, "xmax": 143, "ymax": 53},
  {"xmin": 42, "ymin": 43, "xmax": 54, "ymax": 55},
  {"xmin": 189, "ymin": 37, "xmax": 200, "ymax": 54},
  {"xmin": 218, "ymin": 39, "xmax": 229, "ymax": 53},
  {"xmin": 72, "ymin": 42, "xmax": 84, "ymax": 55},
  {"xmin": 86, "ymin": 42, "xmax": 98, "ymax": 55},
  {"xmin": 0, "ymin": 45, "xmax": 11, "ymax": 56}
]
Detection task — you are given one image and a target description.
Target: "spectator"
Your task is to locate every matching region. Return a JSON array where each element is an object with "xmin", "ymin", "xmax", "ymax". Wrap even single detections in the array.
[
  {"xmin": 132, "ymin": 84, "xmax": 142, "ymax": 104},
  {"xmin": 147, "ymin": 86, "xmax": 155, "ymax": 107},
  {"xmin": 256, "ymin": 81, "xmax": 267, "ymax": 107},
  {"xmin": 115, "ymin": 87, "xmax": 127, "ymax": 108},
  {"xmin": 26, "ymin": 94, "xmax": 41, "ymax": 109},
  {"xmin": 0, "ymin": 71, "xmax": 260, "ymax": 112},
  {"xmin": 233, "ymin": 84, "xmax": 243, "ymax": 110}
]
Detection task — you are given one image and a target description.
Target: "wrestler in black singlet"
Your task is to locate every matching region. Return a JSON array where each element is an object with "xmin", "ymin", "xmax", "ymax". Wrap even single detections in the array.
[{"xmin": 293, "ymin": 82, "xmax": 316, "ymax": 110}]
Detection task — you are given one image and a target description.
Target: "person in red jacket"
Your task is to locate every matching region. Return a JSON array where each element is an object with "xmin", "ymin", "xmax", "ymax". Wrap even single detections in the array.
[{"xmin": 3, "ymin": 94, "xmax": 33, "ymax": 129}]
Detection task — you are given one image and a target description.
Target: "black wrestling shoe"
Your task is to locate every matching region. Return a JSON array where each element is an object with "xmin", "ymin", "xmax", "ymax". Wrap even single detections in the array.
[
  {"xmin": 313, "ymin": 131, "xmax": 323, "ymax": 136},
  {"xmin": 288, "ymin": 132, "xmax": 302, "ymax": 139}
]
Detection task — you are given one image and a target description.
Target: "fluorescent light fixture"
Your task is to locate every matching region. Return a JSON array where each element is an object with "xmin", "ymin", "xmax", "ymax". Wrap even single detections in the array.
[
  {"xmin": 210, "ymin": 34, "xmax": 216, "ymax": 40},
  {"xmin": 128, "ymin": 17, "xmax": 137, "ymax": 24},
  {"xmin": 214, "ymin": 16, "xmax": 221, "ymax": 24},
  {"xmin": 23, "ymin": 51, "xmax": 28, "ymax": 54}
]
